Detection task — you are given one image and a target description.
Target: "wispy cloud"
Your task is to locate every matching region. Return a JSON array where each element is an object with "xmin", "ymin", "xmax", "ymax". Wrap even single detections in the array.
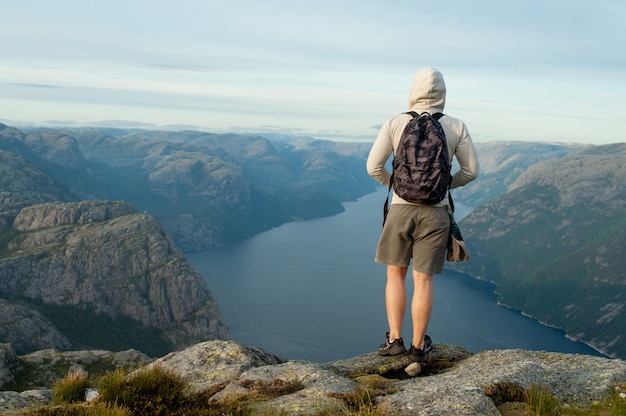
[
  {"xmin": 7, "ymin": 83, "xmax": 60, "ymax": 89},
  {"xmin": 0, "ymin": 0, "xmax": 624, "ymax": 144}
]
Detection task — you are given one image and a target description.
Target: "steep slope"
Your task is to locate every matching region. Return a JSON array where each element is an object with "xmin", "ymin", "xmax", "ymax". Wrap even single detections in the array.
[
  {"xmin": 0, "ymin": 200, "xmax": 229, "ymax": 356},
  {"xmin": 452, "ymin": 141, "xmax": 580, "ymax": 207},
  {"xmin": 454, "ymin": 143, "xmax": 626, "ymax": 358}
]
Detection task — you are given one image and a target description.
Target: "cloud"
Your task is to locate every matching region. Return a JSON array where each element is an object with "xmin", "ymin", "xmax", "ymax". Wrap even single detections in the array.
[
  {"xmin": 0, "ymin": 0, "xmax": 624, "ymax": 144},
  {"xmin": 227, "ymin": 125, "xmax": 306, "ymax": 134},
  {"xmin": 7, "ymin": 83, "xmax": 59, "ymax": 89},
  {"xmin": 85, "ymin": 120, "xmax": 159, "ymax": 129}
]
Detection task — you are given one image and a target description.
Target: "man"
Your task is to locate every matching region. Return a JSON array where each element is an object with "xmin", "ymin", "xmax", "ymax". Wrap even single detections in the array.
[{"xmin": 366, "ymin": 67, "xmax": 479, "ymax": 362}]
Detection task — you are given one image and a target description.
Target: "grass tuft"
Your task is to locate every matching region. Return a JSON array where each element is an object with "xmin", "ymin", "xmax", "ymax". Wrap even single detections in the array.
[
  {"xmin": 51, "ymin": 370, "xmax": 90, "ymax": 404},
  {"xmin": 98, "ymin": 365, "xmax": 187, "ymax": 415},
  {"xmin": 526, "ymin": 383, "xmax": 562, "ymax": 416}
]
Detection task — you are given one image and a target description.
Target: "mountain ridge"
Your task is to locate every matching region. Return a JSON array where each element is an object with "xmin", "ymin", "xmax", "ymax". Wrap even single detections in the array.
[
  {"xmin": 453, "ymin": 142, "xmax": 626, "ymax": 358},
  {"xmin": 2, "ymin": 124, "xmax": 375, "ymax": 251}
]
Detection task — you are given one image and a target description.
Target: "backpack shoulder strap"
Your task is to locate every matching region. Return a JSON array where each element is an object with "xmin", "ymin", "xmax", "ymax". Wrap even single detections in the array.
[{"xmin": 404, "ymin": 111, "xmax": 444, "ymax": 120}]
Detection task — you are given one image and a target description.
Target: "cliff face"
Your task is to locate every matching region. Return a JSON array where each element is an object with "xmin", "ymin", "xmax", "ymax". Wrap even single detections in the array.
[
  {"xmin": 454, "ymin": 143, "xmax": 626, "ymax": 358},
  {"xmin": 0, "ymin": 200, "xmax": 229, "ymax": 356}
]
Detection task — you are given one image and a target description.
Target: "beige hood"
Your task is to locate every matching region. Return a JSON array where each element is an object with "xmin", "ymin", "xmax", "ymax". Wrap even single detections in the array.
[{"xmin": 407, "ymin": 67, "xmax": 446, "ymax": 113}]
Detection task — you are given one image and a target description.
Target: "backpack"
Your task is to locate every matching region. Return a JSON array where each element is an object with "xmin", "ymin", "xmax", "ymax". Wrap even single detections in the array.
[
  {"xmin": 383, "ymin": 112, "xmax": 451, "ymax": 224},
  {"xmin": 392, "ymin": 111, "xmax": 451, "ymax": 203}
]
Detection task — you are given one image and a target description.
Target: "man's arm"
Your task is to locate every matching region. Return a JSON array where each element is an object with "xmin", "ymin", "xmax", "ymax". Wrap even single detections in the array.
[
  {"xmin": 451, "ymin": 123, "xmax": 479, "ymax": 189},
  {"xmin": 366, "ymin": 122, "xmax": 394, "ymax": 187}
]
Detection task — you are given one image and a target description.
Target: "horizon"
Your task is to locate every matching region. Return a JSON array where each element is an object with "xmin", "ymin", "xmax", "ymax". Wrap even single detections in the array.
[
  {"xmin": 2, "ymin": 121, "xmax": 612, "ymax": 148},
  {"xmin": 2, "ymin": 1, "xmax": 625, "ymax": 145}
]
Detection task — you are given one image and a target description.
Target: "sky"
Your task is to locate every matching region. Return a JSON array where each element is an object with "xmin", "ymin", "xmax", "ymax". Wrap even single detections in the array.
[{"xmin": 1, "ymin": 0, "xmax": 625, "ymax": 144}]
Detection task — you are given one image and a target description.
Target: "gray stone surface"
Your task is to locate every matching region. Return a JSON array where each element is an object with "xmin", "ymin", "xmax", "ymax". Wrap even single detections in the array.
[{"xmin": 1, "ymin": 341, "xmax": 625, "ymax": 415}]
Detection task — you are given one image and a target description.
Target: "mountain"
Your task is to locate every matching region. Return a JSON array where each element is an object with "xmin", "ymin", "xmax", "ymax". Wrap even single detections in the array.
[
  {"xmin": 453, "ymin": 143, "xmax": 626, "ymax": 358},
  {"xmin": 0, "ymin": 122, "xmax": 375, "ymax": 358},
  {"xmin": 452, "ymin": 141, "xmax": 580, "ymax": 208},
  {"xmin": 4, "ymin": 120, "xmax": 624, "ymax": 361},
  {"xmin": 0, "ymin": 200, "xmax": 229, "ymax": 357},
  {"xmin": 1, "ymin": 124, "xmax": 376, "ymax": 250}
]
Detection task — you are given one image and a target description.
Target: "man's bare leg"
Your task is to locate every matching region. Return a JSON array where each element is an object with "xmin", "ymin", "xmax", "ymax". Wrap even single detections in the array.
[
  {"xmin": 411, "ymin": 270, "xmax": 434, "ymax": 349},
  {"xmin": 385, "ymin": 265, "xmax": 408, "ymax": 342}
]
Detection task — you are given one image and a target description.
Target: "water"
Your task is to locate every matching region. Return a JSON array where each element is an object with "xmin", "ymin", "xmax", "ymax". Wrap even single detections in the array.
[{"xmin": 185, "ymin": 187, "xmax": 602, "ymax": 363}]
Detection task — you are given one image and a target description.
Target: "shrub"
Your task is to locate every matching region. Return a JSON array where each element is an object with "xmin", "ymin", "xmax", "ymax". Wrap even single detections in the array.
[
  {"xmin": 97, "ymin": 368, "xmax": 126, "ymax": 404},
  {"xmin": 51, "ymin": 370, "xmax": 90, "ymax": 404},
  {"xmin": 98, "ymin": 366, "xmax": 188, "ymax": 415}
]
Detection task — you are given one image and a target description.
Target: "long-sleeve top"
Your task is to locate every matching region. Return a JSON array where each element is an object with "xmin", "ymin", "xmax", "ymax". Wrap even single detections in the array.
[{"xmin": 366, "ymin": 67, "xmax": 479, "ymax": 207}]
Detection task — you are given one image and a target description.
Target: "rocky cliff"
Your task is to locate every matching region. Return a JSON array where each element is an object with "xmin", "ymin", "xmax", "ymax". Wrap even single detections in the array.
[
  {"xmin": 1, "ymin": 340, "xmax": 625, "ymax": 415},
  {"xmin": 454, "ymin": 142, "xmax": 626, "ymax": 359},
  {"xmin": 0, "ymin": 200, "xmax": 229, "ymax": 356}
]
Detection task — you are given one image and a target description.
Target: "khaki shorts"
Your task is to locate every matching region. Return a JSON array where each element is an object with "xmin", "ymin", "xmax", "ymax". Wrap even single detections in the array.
[{"xmin": 375, "ymin": 204, "xmax": 450, "ymax": 275}]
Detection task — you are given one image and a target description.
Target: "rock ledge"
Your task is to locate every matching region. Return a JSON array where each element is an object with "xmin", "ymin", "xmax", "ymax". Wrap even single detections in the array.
[{"xmin": 2, "ymin": 340, "xmax": 625, "ymax": 415}]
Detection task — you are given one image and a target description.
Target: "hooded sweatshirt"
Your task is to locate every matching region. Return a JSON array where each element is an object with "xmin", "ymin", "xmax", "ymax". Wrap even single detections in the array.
[{"xmin": 366, "ymin": 67, "xmax": 479, "ymax": 207}]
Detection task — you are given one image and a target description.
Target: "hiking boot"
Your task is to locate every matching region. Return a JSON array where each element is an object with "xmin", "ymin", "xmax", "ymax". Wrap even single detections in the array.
[
  {"xmin": 408, "ymin": 335, "xmax": 432, "ymax": 363},
  {"xmin": 378, "ymin": 332, "xmax": 407, "ymax": 356}
]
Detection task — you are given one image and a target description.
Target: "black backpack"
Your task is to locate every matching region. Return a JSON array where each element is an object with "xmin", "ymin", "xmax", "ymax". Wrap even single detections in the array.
[{"xmin": 383, "ymin": 111, "xmax": 451, "ymax": 224}]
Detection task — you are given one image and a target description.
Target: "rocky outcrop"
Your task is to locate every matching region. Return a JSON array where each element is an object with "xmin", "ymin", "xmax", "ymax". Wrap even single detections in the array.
[
  {"xmin": 147, "ymin": 340, "xmax": 287, "ymax": 394},
  {"xmin": 154, "ymin": 341, "xmax": 624, "ymax": 415},
  {"xmin": 1, "ymin": 340, "xmax": 625, "ymax": 415},
  {"xmin": 12, "ymin": 200, "xmax": 136, "ymax": 231},
  {"xmin": 16, "ymin": 347, "xmax": 152, "ymax": 389},
  {"xmin": 0, "ymin": 344, "xmax": 151, "ymax": 412},
  {"xmin": 0, "ymin": 200, "xmax": 229, "ymax": 356}
]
